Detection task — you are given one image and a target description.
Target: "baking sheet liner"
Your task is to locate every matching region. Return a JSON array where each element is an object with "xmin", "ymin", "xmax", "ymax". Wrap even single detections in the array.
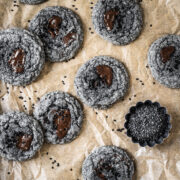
[{"xmin": 0, "ymin": 0, "xmax": 180, "ymax": 179}]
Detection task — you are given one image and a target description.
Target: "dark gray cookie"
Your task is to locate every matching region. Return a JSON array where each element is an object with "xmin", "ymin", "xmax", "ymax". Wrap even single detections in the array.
[
  {"xmin": 0, "ymin": 112, "xmax": 44, "ymax": 161},
  {"xmin": 92, "ymin": 0, "xmax": 143, "ymax": 45},
  {"xmin": 0, "ymin": 28, "xmax": 45, "ymax": 86},
  {"xmin": 82, "ymin": 146, "xmax": 134, "ymax": 180},
  {"xmin": 29, "ymin": 6, "xmax": 84, "ymax": 62},
  {"xmin": 20, "ymin": 0, "xmax": 46, "ymax": 4},
  {"xmin": 148, "ymin": 35, "xmax": 180, "ymax": 88},
  {"xmin": 33, "ymin": 91, "xmax": 83, "ymax": 144},
  {"xmin": 74, "ymin": 56, "xmax": 129, "ymax": 109},
  {"xmin": 124, "ymin": 100, "xmax": 172, "ymax": 147}
]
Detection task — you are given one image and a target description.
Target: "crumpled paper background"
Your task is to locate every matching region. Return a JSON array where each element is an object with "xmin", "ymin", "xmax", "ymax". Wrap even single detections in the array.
[{"xmin": 0, "ymin": 0, "xmax": 180, "ymax": 179}]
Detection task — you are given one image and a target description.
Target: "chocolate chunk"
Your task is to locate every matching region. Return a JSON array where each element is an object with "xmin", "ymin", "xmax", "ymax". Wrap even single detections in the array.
[
  {"xmin": 95, "ymin": 160, "xmax": 112, "ymax": 180},
  {"xmin": 63, "ymin": 32, "xmax": 76, "ymax": 44},
  {"xmin": 53, "ymin": 109, "xmax": 71, "ymax": 139},
  {"xmin": 48, "ymin": 16, "xmax": 62, "ymax": 38},
  {"xmin": 8, "ymin": 49, "xmax": 25, "ymax": 73},
  {"xmin": 96, "ymin": 65, "xmax": 113, "ymax": 86},
  {"xmin": 16, "ymin": 134, "xmax": 33, "ymax": 151},
  {"xmin": 104, "ymin": 10, "xmax": 119, "ymax": 31},
  {"xmin": 160, "ymin": 46, "xmax": 175, "ymax": 63}
]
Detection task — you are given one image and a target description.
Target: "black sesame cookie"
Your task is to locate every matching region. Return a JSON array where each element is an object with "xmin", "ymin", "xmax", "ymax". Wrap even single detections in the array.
[
  {"xmin": 148, "ymin": 35, "xmax": 180, "ymax": 88},
  {"xmin": 0, "ymin": 28, "xmax": 45, "ymax": 86},
  {"xmin": 124, "ymin": 100, "xmax": 172, "ymax": 147},
  {"xmin": 82, "ymin": 146, "xmax": 134, "ymax": 180},
  {"xmin": 0, "ymin": 112, "xmax": 44, "ymax": 161},
  {"xmin": 74, "ymin": 56, "xmax": 129, "ymax": 109},
  {"xmin": 92, "ymin": 0, "xmax": 143, "ymax": 45},
  {"xmin": 33, "ymin": 91, "xmax": 83, "ymax": 144},
  {"xmin": 20, "ymin": 0, "xmax": 47, "ymax": 4},
  {"xmin": 29, "ymin": 6, "xmax": 84, "ymax": 62}
]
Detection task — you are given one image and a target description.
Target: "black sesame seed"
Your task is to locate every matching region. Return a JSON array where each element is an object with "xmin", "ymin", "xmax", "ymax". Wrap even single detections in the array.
[
  {"xmin": 50, "ymin": 158, "xmax": 52, "ymax": 160},
  {"xmin": 7, "ymin": 172, "xmax": 10, "ymax": 175},
  {"xmin": 106, "ymin": 115, "xmax": 108, "ymax": 118},
  {"xmin": 72, "ymin": 5, "xmax": 75, "ymax": 7},
  {"xmin": 91, "ymin": 32, "xmax": 94, "ymax": 34},
  {"xmin": 134, "ymin": 95, "xmax": 136, "ymax": 97},
  {"xmin": 52, "ymin": 167, "xmax": 54, "ymax": 169},
  {"xmin": 113, "ymin": 119, "xmax": 116, "ymax": 122},
  {"xmin": 136, "ymin": 78, "xmax": 139, "ymax": 80},
  {"xmin": 57, "ymin": 163, "xmax": 60, "ymax": 166},
  {"xmin": 70, "ymin": 168, "xmax": 73, "ymax": 171},
  {"xmin": 89, "ymin": 27, "xmax": 91, "ymax": 30},
  {"xmin": 37, "ymin": 97, "xmax": 40, "ymax": 101},
  {"xmin": 19, "ymin": 96, "xmax": 23, "ymax": 100},
  {"xmin": 64, "ymin": 76, "xmax": 67, "ymax": 78},
  {"xmin": 46, "ymin": 152, "xmax": 48, "ymax": 155},
  {"xmin": 117, "ymin": 128, "xmax": 125, "ymax": 132},
  {"xmin": 129, "ymin": 98, "xmax": 131, "ymax": 101},
  {"xmin": 153, "ymin": 82, "xmax": 156, "ymax": 84},
  {"xmin": 28, "ymin": 20, "xmax": 30, "ymax": 22},
  {"xmin": 142, "ymin": 83, "xmax": 144, "ymax": 85},
  {"xmin": 112, "ymin": 129, "xmax": 114, "ymax": 131},
  {"xmin": 150, "ymin": 24, "xmax": 152, "ymax": 27},
  {"xmin": 1, "ymin": 98, "xmax": 4, "ymax": 101}
]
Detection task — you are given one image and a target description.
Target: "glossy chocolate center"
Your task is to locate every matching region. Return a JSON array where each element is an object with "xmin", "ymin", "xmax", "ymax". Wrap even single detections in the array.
[
  {"xmin": 16, "ymin": 134, "xmax": 33, "ymax": 151},
  {"xmin": 53, "ymin": 109, "xmax": 71, "ymax": 139},
  {"xmin": 95, "ymin": 159, "xmax": 113, "ymax": 180},
  {"xmin": 104, "ymin": 9, "xmax": 119, "ymax": 31},
  {"xmin": 160, "ymin": 46, "xmax": 175, "ymax": 63},
  {"xmin": 96, "ymin": 65, "xmax": 113, "ymax": 87},
  {"xmin": 48, "ymin": 16, "xmax": 62, "ymax": 38},
  {"xmin": 63, "ymin": 32, "xmax": 76, "ymax": 44},
  {"xmin": 8, "ymin": 49, "xmax": 25, "ymax": 73}
]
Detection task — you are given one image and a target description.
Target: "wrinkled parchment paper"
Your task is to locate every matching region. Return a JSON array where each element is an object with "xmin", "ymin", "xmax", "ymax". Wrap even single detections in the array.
[{"xmin": 0, "ymin": 0, "xmax": 180, "ymax": 179}]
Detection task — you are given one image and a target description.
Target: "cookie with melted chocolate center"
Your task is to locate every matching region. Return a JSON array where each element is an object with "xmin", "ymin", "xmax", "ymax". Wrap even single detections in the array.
[
  {"xmin": 74, "ymin": 56, "xmax": 129, "ymax": 109},
  {"xmin": 92, "ymin": 0, "xmax": 143, "ymax": 45},
  {"xmin": 33, "ymin": 91, "xmax": 83, "ymax": 144},
  {"xmin": 0, "ymin": 112, "xmax": 43, "ymax": 161},
  {"xmin": 0, "ymin": 28, "xmax": 45, "ymax": 86},
  {"xmin": 148, "ymin": 35, "xmax": 180, "ymax": 88},
  {"xmin": 82, "ymin": 146, "xmax": 134, "ymax": 180},
  {"xmin": 29, "ymin": 6, "xmax": 84, "ymax": 62}
]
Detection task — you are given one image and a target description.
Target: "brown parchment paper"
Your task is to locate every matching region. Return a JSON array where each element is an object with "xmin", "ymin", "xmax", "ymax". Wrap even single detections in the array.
[{"xmin": 0, "ymin": 0, "xmax": 180, "ymax": 179}]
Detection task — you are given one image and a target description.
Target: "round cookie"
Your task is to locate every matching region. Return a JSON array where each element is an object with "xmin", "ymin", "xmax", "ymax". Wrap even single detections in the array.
[
  {"xmin": 33, "ymin": 91, "xmax": 83, "ymax": 144},
  {"xmin": 92, "ymin": 0, "xmax": 143, "ymax": 45},
  {"xmin": 148, "ymin": 35, "xmax": 180, "ymax": 88},
  {"xmin": 20, "ymin": 0, "xmax": 46, "ymax": 4},
  {"xmin": 29, "ymin": 6, "xmax": 84, "ymax": 62},
  {"xmin": 0, "ymin": 112, "xmax": 44, "ymax": 161},
  {"xmin": 74, "ymin": 56, "xmax": 129, "ymax": 109},
  {"xmin": 0, "ymin": 28, "xmax": 45, "ymax": 86},
  {"xmin": 124, "ymin": 100, "xmax": 172, "ymax": 147},
  {"xmin": 82, "ymin": 146, "xmax": 134, "ymax": 180}
]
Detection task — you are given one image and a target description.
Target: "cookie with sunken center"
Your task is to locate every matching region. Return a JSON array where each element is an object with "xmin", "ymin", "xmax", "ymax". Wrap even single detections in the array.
[
  {"xmin": 148, "ymin": 34, "xmax": 180, "ymax": 88},
  {"xmin": 82, "ymin": 146, "xmax": 134, "ymax": 180},
  {"xmin": 20, "ymin": 0, "xmax": 47, "ymax": 5},
  {"xmin": 0, "ymin": 28, "xmax": 45, "ymax": 86},
  {"xmin": 92, "ymin": 0, "xmax": 143, "ymax": 45},
  {"xmin": 0, "ymin": 112, "xmax": 44, "ymax": 161},
  {"xmin": 33, "ymin": 91, "xmax": 83, "ymax": 144},
  {"xmin": 29, "ymin": 6, "xmax": 84, "ymax": 62},
  {"xmin": 74, "ymin": 56, "xmax": 129, "ymax": 109}
]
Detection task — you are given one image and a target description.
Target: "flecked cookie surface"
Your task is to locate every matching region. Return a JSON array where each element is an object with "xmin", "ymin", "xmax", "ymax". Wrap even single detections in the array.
[
  {"xmin": 33, "ymin": 91, "xmax": 83, "ymax": 144},
  {"xmin": 0, "ymin": 112, "xmax": 44, "ymax": 161},
  {"xmin": 29, "ymin": 6, "xmax": 84, "ymax": 62},
  {"xmin": 20, "ymin": 0, "xmax": 46, "ymax": 4},
  {"xmin": 82, "ymin": 146, "xmax": 134, "ymax": 180},
  {"xmin": 92, "ymin": 0, "xmax": 143, "ymax": 45},
  {"xmin": 74, "ymin": 56, "xmax": 129, "ymax": 109},
  {"xmin": 0, "ymin": 28, "xmax": 45, "ymax": 86},
  {"xmin": 148, "ymin": 35, "xmax": 180, "ymax": 88},
  {"xmin": 124, "ymin": 100, "xmax": 172, "ymax": 147}
]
